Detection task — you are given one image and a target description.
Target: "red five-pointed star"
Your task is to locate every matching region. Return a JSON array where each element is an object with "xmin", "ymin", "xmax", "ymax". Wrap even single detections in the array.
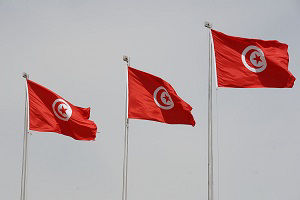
[
  {"xmin": 253, "ymin": 54, "xmax": 262, "ymax": 64},
  {"xmin": 60, "ymin": 106, "xmax": 67, "ymax": 115},
  {"xmin": 163, "ymin": 94, "xmax": 170, "ymax": 102}
]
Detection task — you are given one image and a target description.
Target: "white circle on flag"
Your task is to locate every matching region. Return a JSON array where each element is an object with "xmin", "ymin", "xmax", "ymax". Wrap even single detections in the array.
[
  {"xmin": 153, "ymin": 86, "xmax": 174, "ymax": 110},
  {"xmin": 241, "ymin": 45, "xmax": 267, "ymax": 73},
  {"xmin": 52, "ymin": 99, "xmax": 72, "ymax": 121}
]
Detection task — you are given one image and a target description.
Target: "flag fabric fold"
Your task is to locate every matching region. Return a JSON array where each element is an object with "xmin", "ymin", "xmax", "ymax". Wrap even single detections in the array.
[
  {"xmin": 211, "ymin": 29, "xmax": 295, "ymax": 88},
  {"xmin": 27, "ymin": 80, "xmax": 97, "ymax": 140},
  {"xmin": 128, "ymin": 66, "xmax": 195, "ymax": 126}
]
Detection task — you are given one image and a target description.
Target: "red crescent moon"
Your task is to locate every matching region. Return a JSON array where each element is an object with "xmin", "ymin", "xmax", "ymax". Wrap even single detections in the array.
[
  {"xmin": 156, "ymin": 88, "xmax": 171, "ymax": 107},
  {"xmin": 54, "ymin": 102, "xmax": 67, "ymax": 119},
  {"xmin": 245, "ymin": 49, "xmax": 261, "ymax": 69}
]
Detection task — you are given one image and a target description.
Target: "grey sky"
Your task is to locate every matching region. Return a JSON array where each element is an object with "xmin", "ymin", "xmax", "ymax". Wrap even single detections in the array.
[{"xmin": 1, "ymin": 0, "xmax": 300, "ymax": 200}]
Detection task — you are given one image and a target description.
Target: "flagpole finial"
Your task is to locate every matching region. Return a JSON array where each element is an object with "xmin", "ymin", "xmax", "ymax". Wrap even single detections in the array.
[
  {"xmin": 204, "ymin": 21, "xmax": 212, "ymax": 29},
  {"xmin": 22, "ymin": 72, "xmax": 29, "ymax": 79},
  {"xmin": 123, "ymin": 56, "xmax": 129, "ymax": 63}
]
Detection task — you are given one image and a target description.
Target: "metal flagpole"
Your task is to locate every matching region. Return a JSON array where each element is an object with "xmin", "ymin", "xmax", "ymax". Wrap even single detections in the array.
[
  {"xmin": 122, "ymin": 56, "xmax": 130, "ymax": 200},
  {"xmin": 205, "ymin": 21, "xmax": 213, "ymax": 200},
  {"xmin": 21, "ymin": 72, "xmax": 30, "ymax": 200}
]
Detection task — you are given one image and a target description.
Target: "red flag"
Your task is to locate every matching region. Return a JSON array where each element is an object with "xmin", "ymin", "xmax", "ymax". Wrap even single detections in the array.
[
  {"xmin": 128, "ymin": 66, "xmax": 195, "ymax": 126},
  {"xmin": 211, "ymin": 29, "xmax": 295, "ymax": 88},
  {"xmin": 27, "ymin": 80, "xmax": 97, "ymax": 140}
]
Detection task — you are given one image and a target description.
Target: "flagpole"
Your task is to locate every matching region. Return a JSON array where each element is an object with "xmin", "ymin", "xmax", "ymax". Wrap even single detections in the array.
[
  {"xmin": 21, "ymin": 72, "xmax": 29, "ymax": 200},
  {"xmin": 205, "ymin": 21, "xmax": 213, "ymax": 200},
  {"xmin": 122, "ymin": 55, "xmax": 130, "ymax": 200}
]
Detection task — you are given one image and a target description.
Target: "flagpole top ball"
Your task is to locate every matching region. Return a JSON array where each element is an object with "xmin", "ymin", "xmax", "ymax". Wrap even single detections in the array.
[
  {"xmin": 204, "ymin": 21, "xmax": 212, "ymax": 29},
  {"xmin": 123, "ymin": 55, "xmax": 129, "ymax": 63},
  {"xmin": 22, "ymin": 72, "xmax": 29, "ymax": 79}
]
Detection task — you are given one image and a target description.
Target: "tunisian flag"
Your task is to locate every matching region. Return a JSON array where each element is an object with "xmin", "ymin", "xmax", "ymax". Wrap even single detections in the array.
[
  {"xmin": 27, "ymin": 80, "xmax": 97, "ymax": 140},
  {"xmin": 128, "ymin": 66, "xmax": 195, "ymax": 126},
  {"xmin": 212, "ymin": 29, "xmax": 295, "ymax": 88}
]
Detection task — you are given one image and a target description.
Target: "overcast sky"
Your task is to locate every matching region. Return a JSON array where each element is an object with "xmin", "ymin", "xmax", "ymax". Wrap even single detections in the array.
[{"xmin": 1, "ymin": 0, "xmax": 300, "ymax": 200}]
